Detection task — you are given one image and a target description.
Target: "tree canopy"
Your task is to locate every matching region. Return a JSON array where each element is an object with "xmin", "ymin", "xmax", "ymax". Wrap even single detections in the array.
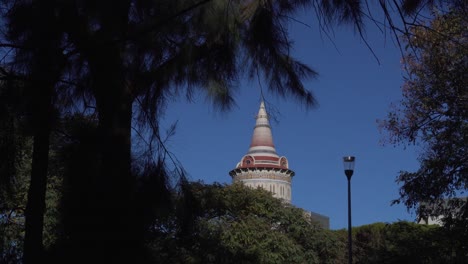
[
  {"xmin": 380, "ymin": 6, "xmax": 467, "ymax": 225},
  {"xmin": 351, "ymin": 221, "xmax": 468, "ymax": 263},
  {"xmin": 147, "ymin": 182, "xmax": 343, "ymax": 264}
]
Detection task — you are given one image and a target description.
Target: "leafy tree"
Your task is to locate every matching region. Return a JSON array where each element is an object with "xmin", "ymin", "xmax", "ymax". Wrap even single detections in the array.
[
  {"xmin": 148, "ymin": 182, "xmax": 343, "ymax": 264},
  {"xmin": 2, "ymin": 1, "xmax": 67, "ymax": 262},
  {"xmin": 349, "ymin": 221, "xmax": 463, "ymax": 264},
  {"xmin": 0, "ymin": 113, "xmax": 107, "ymax": 263},
  {"xmin": 0, "ymin": 139, "xmax": 64, "ymax": 264},
  {"xmin": 0, "ymin": 133, "xmax": 30, "ymax": 263},
  {"xmin": 380, "ymin": 7, "xmax": 467, "ymax": 227},
  {"xmin": 380, "ymin": 2, "xmax": 468, "ymax": 262},
  {"xmin": 0, "ymin": 113, "xmax": 71, "ymax": 263}
]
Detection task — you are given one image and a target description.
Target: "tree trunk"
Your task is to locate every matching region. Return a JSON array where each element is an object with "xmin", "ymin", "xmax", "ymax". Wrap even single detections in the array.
[
  {"xmin": 23, "ymin": 86, "xmax": 52, "ymax": 264},
  {"xmin": 55, "ymin": 2, "xmax": 144, "ymax": 261},
  {"xmin": 95, "ymin": 79, "xmax": 135, "ymax": 262},
  {"xmin": 22, "ymin": 1, "xmax": 63, "ymax": 262},
  {"xmin": 84, "ymin": 40, "xmax": 137, "ymax": 262}
]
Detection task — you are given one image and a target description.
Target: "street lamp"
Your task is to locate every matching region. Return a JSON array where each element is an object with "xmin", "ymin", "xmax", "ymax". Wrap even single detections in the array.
[{"xmin": 343, "ymin": 156, "xmax": 355, "ymax": 264}]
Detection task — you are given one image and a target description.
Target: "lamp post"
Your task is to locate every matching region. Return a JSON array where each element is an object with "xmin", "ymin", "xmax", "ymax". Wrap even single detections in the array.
[{"xmin": 343, "ymin": 156, "xmax": 355, "ymax": 264}]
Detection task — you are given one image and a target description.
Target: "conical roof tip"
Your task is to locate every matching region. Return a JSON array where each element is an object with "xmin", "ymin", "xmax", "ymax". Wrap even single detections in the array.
[{"xmin": 247, "ymin": 101, "xmax": 278, "ymax": 157}]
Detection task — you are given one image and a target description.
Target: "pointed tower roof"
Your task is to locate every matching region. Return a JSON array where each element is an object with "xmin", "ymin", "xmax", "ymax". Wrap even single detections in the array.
[
  {"xmin": 230, "ymin": 101, "xmax": 292, "ymax": 171},
  {"xmin": 247, "ymin": 101, "xmax": 279, "ymax": 158}
]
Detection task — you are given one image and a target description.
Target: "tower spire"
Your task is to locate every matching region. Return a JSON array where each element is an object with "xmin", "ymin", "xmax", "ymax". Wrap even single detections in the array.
[{"xmin": 248, "ymin": 101, "xmax": 278, "ymax": 157}]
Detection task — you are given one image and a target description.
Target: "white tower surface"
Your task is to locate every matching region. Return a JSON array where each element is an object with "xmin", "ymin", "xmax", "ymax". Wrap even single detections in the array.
[{"xmin": 229, "ymin": 101, "xmax": 295, "ymax": 203}]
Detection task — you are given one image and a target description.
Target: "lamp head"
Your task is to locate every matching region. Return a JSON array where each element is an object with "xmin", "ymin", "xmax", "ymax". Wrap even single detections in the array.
[{"xmin": 343, "ymin": 156, "xmax": 355, "ymax": 179}]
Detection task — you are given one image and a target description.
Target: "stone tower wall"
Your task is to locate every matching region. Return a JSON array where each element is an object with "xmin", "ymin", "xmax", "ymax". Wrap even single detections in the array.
[{"xmin": 231, "ymin": 168, "xmax": 293, "ymax": 202}]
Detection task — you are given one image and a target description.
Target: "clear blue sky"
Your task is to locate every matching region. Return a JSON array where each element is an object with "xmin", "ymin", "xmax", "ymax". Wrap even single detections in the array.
[{"xmin": 159, "ymin": 6, "xmax": 421, "ymax": 230}]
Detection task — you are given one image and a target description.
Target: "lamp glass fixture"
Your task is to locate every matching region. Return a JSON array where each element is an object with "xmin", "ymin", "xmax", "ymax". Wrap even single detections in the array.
[{"xmin": 343, "ymin": 156, "xmax": 355, "ymax": 178}]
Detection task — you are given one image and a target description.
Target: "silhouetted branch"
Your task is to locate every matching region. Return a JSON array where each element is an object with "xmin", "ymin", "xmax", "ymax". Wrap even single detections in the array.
[
  {"xmin": 0, "ymin": 43, "xmax": 27, "ymax": 49},
  {"xmin": 134, "ymin": 96, "xmax": 186, "ymax": 180}
]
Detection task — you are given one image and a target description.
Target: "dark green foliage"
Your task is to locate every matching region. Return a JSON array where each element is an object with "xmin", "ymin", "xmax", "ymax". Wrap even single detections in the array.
[
  {"xmin": 3, "ymin": 1, "xmax": 67, "ymax": 262},
  {"xmin": 0, "ymin": 128, "xmax": 64, "ymax": 264},
  {"xmin": 148, "ymin": 182, "xmax": 343, "ymax": 264},
  {"xmin": 348, "ymin": 221, "xmax": 468, "ymax": 264},
  {"xmin": 0, "ymin": 137, "xmax": 30, "ymax": 263}
]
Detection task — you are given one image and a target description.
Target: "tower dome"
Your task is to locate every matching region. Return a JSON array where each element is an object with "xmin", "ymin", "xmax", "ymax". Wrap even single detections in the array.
[{"xmin": 229, "ymin": 101, "xmax": 295, "ymax": 202}]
